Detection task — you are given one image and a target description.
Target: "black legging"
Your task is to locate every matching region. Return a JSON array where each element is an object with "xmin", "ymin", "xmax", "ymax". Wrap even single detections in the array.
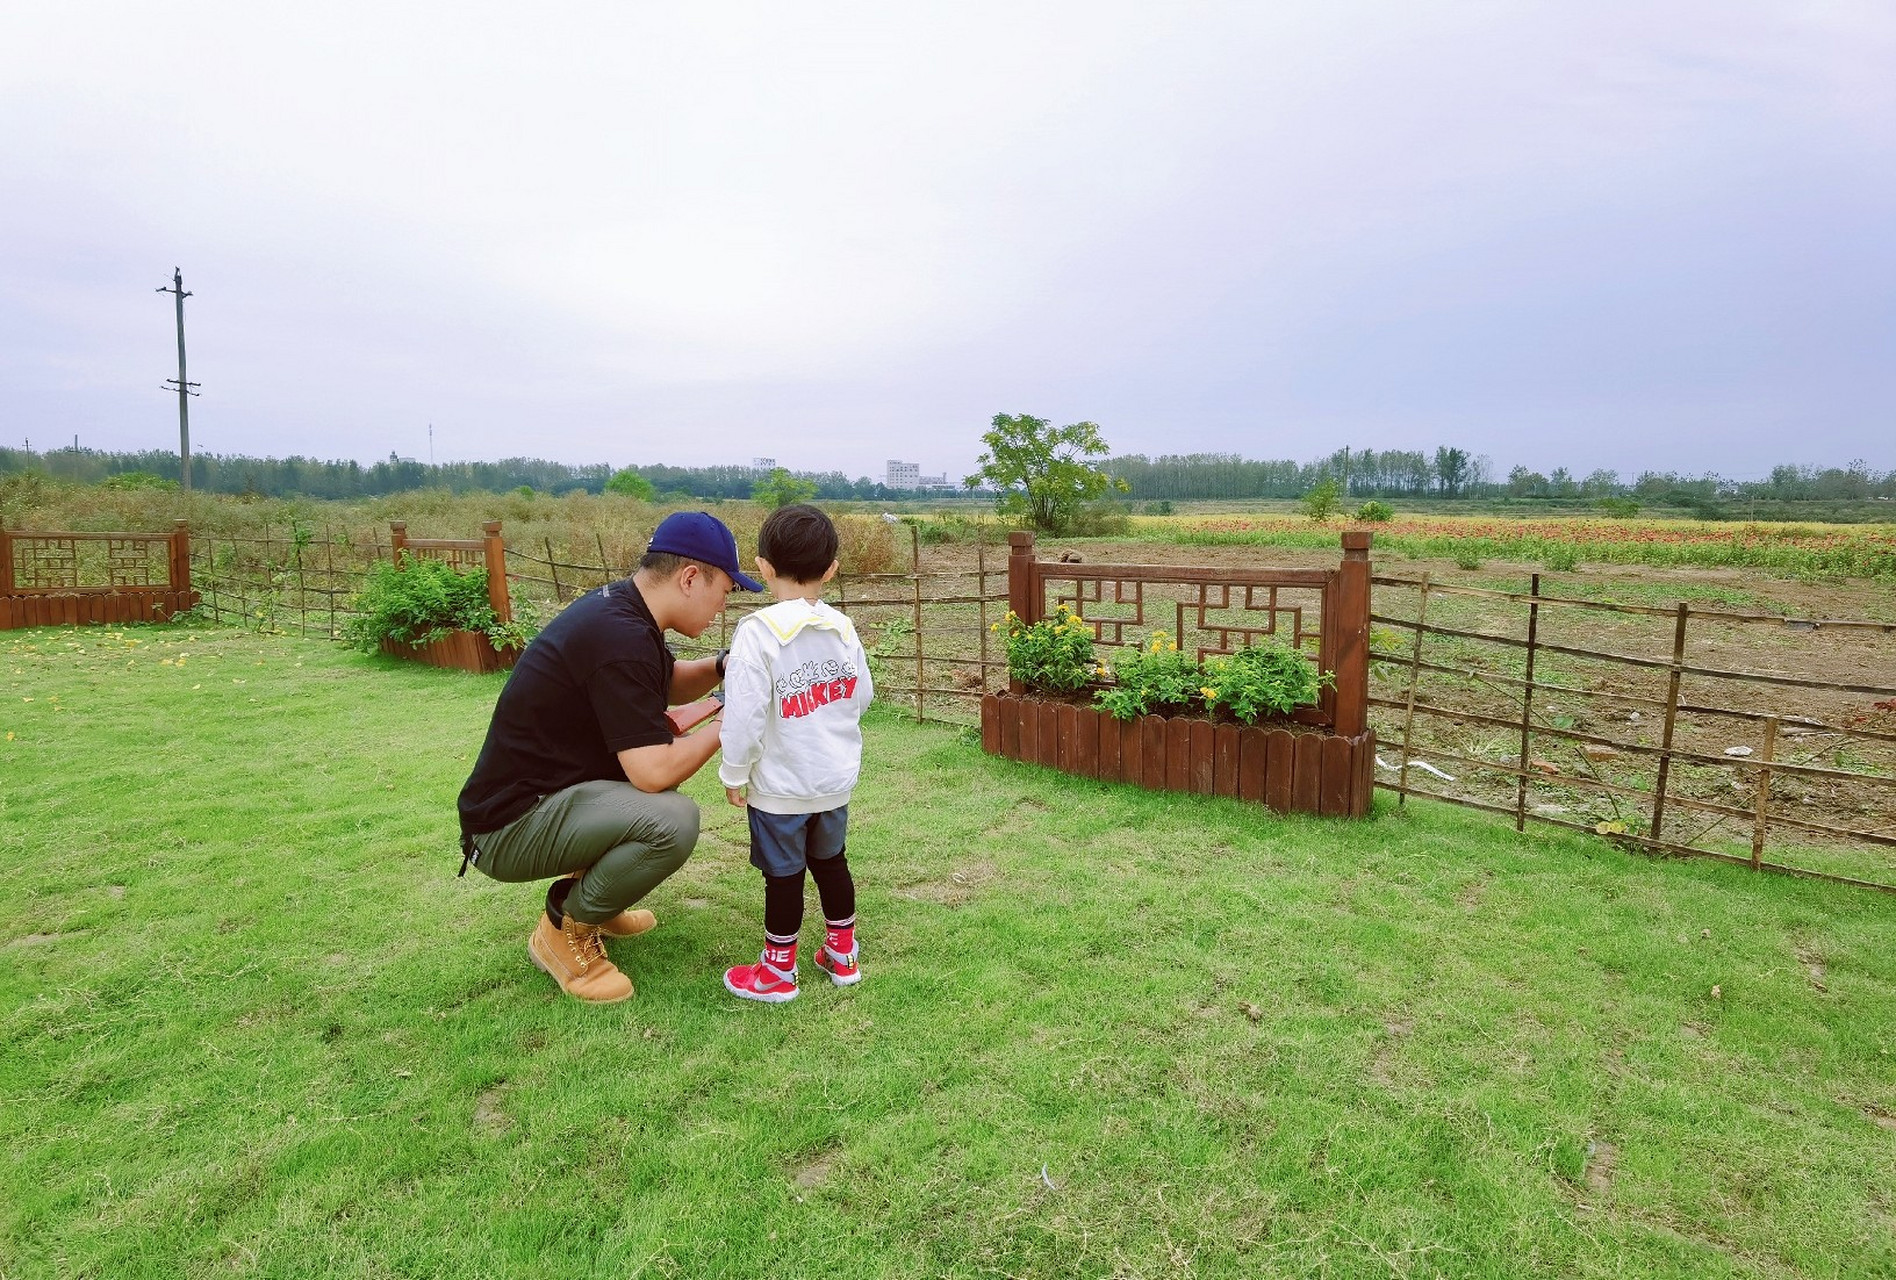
[{"xmin": 763, "ymin": 851, "xmax": 856, "ymax": 938}]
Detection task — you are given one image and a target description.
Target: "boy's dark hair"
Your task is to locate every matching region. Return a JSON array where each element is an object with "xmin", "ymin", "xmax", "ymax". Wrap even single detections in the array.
[{"xmin": 757, "ymin": 504, "xmax": 839, "ymax": 583}]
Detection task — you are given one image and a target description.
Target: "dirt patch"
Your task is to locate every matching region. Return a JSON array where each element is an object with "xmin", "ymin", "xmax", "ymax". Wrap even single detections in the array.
[
  {"xmin": 5, "ymin": 931, "xmax": 68, "ymax": 948},
  {"xmin": 104, "ymin": 884, "xmax": 126, "ymax": 899},
  {"xmin": 1860, "ymin": 1102, "xmax": 1896, "ymax": 1133},
  {"xmin": 1794, "ymin": 945, "xmax": 1829, "ymax": 992},
  {"xmin": 1583, "ymin": 1139, "xmax": 1619, "ymax": 1196},
  {"xmin": 1368, "ymin": 1017, "xmax": 1411, "ymax": 1088},
  {"xmin": 792, "ymin": 1150, "xmax": 838, "ymax": 1189},
  {"xmin": 892, "ymin": 859, "xmax": 998, "ymax": 906},
  {"xmin": 474, "ymin": 1086, "xmax": 510, "ymax": 1135}
]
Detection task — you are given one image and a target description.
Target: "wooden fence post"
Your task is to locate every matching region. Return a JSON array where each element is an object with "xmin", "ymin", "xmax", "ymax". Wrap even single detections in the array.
[
  {"xmin": 545, "ymin": 537, "xmax": 565, "ymax": 603},
  {"xmin": 2, "ymin": 524, "xmax": 16, "ymax": 596},
  {"xmin": 167, "ymin": 519, "xmax": 189, "ymax": 595},
  {"xmin": 1750, "ymin": 716, "xmax": 1779, "ymax": 870},
  {"xmin": 1006, "ymin": 531, "xmax": 1038, "ymax": 695},
  {"xmin": 1514, "ymin": 573, "xmax": 1542, "ymax": 832},
  {"xmin": 911, "ymin": 524, "xmax": 925, "ymax": 723},
  {"xmin": 1329, "ymin": 531, "xmax": 1372, "ymax": 738},
  {"xmin": 976, "ymin": 537, "xmax": 989, "ymax": 690},
  {"xmin": 483, "ymin": 520, "xmax": 510, "ymax": 623},
  {"xmin": 325, "ymin": 526, "xmax": 338, "ymax": 637},
  {"xmin": 1397, "ymin": 575, "xmax": 1431, "ymax": 806},
  {"xmin": 1650, "ymin": 603, "xmax": 1690, "ymax": 842},
  {"xmin": 389, "ymin": 522, "xmax": 408, "ymax": 567}
]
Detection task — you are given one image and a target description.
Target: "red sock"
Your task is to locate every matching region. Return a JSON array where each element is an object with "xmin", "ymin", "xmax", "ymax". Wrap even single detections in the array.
[
  {"xmin": 763, "ymin": 935, "xmax": 798, "ymax": 973},
  {"xmin": 825, "ymin": 919, "xmax": 856, "ymax": 956}
]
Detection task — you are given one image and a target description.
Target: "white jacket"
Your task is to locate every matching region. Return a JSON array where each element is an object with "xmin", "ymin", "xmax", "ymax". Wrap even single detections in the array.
[{"xmin": 717, "ymin": 598, "xmax": 874, "ymax": 814}]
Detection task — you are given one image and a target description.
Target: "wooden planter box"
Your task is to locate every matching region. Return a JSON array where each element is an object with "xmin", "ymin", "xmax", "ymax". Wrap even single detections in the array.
[
  {"xmin": 0, "ymin": 588, "xmax": 198, "ymax": 630},
  {"xmin": 380, "ymin": 629, "xmax": 517, "ymax": 674},
  {"xmin": 981, "ymin": 693, "xmax": 1376, "ymax": 817}
]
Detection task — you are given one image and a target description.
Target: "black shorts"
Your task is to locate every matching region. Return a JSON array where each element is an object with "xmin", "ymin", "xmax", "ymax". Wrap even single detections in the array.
[{"xmin": 747, "ymin": 806, "xmax": 848, "ymax": 877}]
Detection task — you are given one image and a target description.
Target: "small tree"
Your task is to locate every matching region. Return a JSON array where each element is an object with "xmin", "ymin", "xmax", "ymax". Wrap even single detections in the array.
[
  {"xmin": 753, "ymin": 467, "xmax": 818, "ymax": 510},
  {"xmin": 605, "ymin": 467, "xmax": 656, "ymax": 501},
  {"xmin": 1434, "ymin": 446, "xmax": 1471, "ymax": 497},
  {"xmin": 1301, "ymin": 477, "xmax": 1342, "ymax": 523},
  {"xmin": 964, "ymin": 412, "xmax": 1127, "ymax": 534}
]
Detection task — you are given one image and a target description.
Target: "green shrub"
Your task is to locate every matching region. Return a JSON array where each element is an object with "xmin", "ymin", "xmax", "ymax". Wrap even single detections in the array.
[
  {"xmin": 1354, "ymin": 500, "xmax": 1394, "ymax": 523},
  {"xmin": 1454, "ymin": 551, "xmax": 1483, "ymax": 570},
  {"xmin": 1301, "ymin": 478, "xmax": 1342, "ymax": 523},
  {"xmin": 1065, "ymin": 501, "xmax": 1133, "ymax": 537},
  {"xmin": 1543, "ymin": 544, "xmax": 1581, "ymax": 572},
  {"xmin": 99, "ymin": 471, "xmax": 179, "ymax": 493},
  {"xmin": 1094, "ymin": 630, "xmax": 1202, "ymax": 720},
  {"xmin": 1142, "ymin": 500, "xmax": 1175, "ymax": 516},
  {"xmin": 1000, "ymin": 603, "xmax": 1098, "ymax": 695},
  {"xmin": 1595, "ymin": 496, "xmax": 1641, "ymax": 519},
  {"xmin": 343, "ymin": 556, "xmax": 531, "ymax": 653},
  {"xmin": 835, "ymin": 515, "xmax": 899, "ymax": 574},
  {"xmin": 604, "ymin": 468, "xmax": 656, "ymax": 501},
  {"xmin": 1200, "ymin": 641, "xmax": 1331, "ymax": 722}
]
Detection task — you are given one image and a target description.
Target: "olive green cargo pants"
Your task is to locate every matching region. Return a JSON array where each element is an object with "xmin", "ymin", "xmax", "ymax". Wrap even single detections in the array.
[{"xmin": 470, "ymin": 781, "xmax": 700, "ymax": 925}]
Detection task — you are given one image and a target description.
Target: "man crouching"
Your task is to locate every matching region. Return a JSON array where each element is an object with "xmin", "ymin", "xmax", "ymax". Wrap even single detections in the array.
[{"xmin": 456, "ymin": 512, "xmax": 761, "ymax": 1003}]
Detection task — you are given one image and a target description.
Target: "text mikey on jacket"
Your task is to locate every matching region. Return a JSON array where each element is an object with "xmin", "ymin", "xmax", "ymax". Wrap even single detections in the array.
[{"xmin": 716, "ymin": 598, "xmax": 874, "ymax": 814}]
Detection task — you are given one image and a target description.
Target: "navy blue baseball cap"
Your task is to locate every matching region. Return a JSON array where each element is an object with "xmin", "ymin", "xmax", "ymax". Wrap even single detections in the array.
[{"xmin": 647, "ymin": 511, "xmax": 763, "ymax": 591}]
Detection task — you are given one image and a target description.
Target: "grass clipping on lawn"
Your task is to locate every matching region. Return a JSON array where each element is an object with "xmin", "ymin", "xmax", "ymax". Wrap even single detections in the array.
[{"xmin": 2, "ymin": 622, "xmax": 1894, "ymax": 1279}]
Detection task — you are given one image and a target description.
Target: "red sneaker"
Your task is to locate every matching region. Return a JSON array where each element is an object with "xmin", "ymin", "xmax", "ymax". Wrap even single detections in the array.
[
  {"xmin": 813, "ymin": 941, "xmax": 862, "ymax": 987},
  {"xmin": 724, "ymin": 952, "xmax": 799, "ymax": 1003}
]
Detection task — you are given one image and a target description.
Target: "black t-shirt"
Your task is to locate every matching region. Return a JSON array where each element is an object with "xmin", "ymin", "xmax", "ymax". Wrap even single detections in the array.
[{"xmin": 457, "ymin": 578, "xmax": 676, "ymax": 838}]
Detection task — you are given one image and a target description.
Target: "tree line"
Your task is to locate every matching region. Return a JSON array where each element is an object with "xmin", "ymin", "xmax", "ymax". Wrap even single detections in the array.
[
  {"xmin": 2, "ymin": 443, "xmax": 1889, "ymax": 508},
  {"xmin": 1107, "ymin": 448, "xmax": 1895, "ymax": 505},
  {"xmin": 0, "ymin": 448, "xmax": 962, "ymax": 503}
]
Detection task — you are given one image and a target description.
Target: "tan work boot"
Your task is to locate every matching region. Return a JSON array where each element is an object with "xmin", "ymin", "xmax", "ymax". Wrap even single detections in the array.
[
  {"xmin": 527, "ymin": 912, "xmax": 634, "ymax": 1003},
  {"xmin": 555, "ymin": 872, "xmax": 658, "ymax": 939}
]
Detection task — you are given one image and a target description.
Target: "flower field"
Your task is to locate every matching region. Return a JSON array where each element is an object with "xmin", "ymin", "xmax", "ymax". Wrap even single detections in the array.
[{"xmin": 1131, "ymin": 512, "xmax": 1896, "ymax": 579}]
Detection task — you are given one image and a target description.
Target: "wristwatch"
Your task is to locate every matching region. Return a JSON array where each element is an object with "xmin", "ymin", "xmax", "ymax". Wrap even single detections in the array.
[{"xmin": 715, "ymin": 648, "xmax": 729, "ymax": 680}]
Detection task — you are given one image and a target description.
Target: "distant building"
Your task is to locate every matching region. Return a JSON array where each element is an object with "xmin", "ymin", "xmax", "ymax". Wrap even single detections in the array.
[{"xmin": 884, "ymin": 461, "xmax": 956, "ymax": 490}]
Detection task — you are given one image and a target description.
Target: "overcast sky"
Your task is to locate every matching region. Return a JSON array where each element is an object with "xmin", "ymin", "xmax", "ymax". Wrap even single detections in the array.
[{"xmin": 3, "ymin": 2, "xmax": 1891, "ymax": 481}]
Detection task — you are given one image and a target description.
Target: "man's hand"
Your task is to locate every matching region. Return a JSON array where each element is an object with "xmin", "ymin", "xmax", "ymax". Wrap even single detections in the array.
[{"xmin": 725, "ymin": 785, "xmax": 746, "ymax": 808}]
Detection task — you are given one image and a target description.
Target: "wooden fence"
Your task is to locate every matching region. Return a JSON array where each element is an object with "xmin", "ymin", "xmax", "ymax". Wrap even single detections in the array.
[
  {"xmin": 0, "ymin": 520, "xmax": 199, "ymax": 629},
  {"xmin": 163, "ymin": 518, "xmax": 1896, "ymax": 892},
  {"xmin": 1366, "ymin": 574, "xmax": 1896, "ymax": 893}
]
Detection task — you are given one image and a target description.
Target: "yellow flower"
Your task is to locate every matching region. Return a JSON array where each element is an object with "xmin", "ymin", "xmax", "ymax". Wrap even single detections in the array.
[{"xmin": 1200, "ymin": 686, "xmax": 1218, "ymax": 701}]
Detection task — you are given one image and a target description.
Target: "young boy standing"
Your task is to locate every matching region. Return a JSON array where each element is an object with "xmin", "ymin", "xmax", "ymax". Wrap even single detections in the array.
[{"xmin": 718, "ymin": 504, "xmax": 874, "ymax": 1003}]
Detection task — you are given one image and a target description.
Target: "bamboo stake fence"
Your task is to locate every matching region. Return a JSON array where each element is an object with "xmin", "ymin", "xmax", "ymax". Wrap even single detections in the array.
[
  {"xmin": 184, "ymin": 522, "xmax": 1011, "ymax": 722},
  {"xmin": 1367, "ymin": 573, "xmax": 1896, "ymax": 894}
]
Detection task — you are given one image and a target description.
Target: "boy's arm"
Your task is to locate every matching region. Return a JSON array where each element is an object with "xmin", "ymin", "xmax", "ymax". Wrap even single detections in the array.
[{"xmin": 716, "ymin": 633, "xmax": 770, "ymax": 795}]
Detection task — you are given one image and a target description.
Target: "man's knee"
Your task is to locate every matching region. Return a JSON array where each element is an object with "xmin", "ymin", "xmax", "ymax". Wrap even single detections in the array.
[{"xmin": 645, "ymin": 789, "xmax": 700, "ymax": 860}]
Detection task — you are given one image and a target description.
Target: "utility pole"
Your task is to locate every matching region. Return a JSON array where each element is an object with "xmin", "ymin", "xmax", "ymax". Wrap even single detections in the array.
[
  {"xmin": 156, "ymin": 268, "xmax": 199, "ymax": 494},
  {"xmin": 429, "ymin": 423, "xmax": 434, "ymax": 467}
]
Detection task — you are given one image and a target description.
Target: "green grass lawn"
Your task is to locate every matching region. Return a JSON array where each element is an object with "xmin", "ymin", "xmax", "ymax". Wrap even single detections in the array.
[{"xmin": 3, "ymin": 622, "xmax": 1893, "ymax": 1279}]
